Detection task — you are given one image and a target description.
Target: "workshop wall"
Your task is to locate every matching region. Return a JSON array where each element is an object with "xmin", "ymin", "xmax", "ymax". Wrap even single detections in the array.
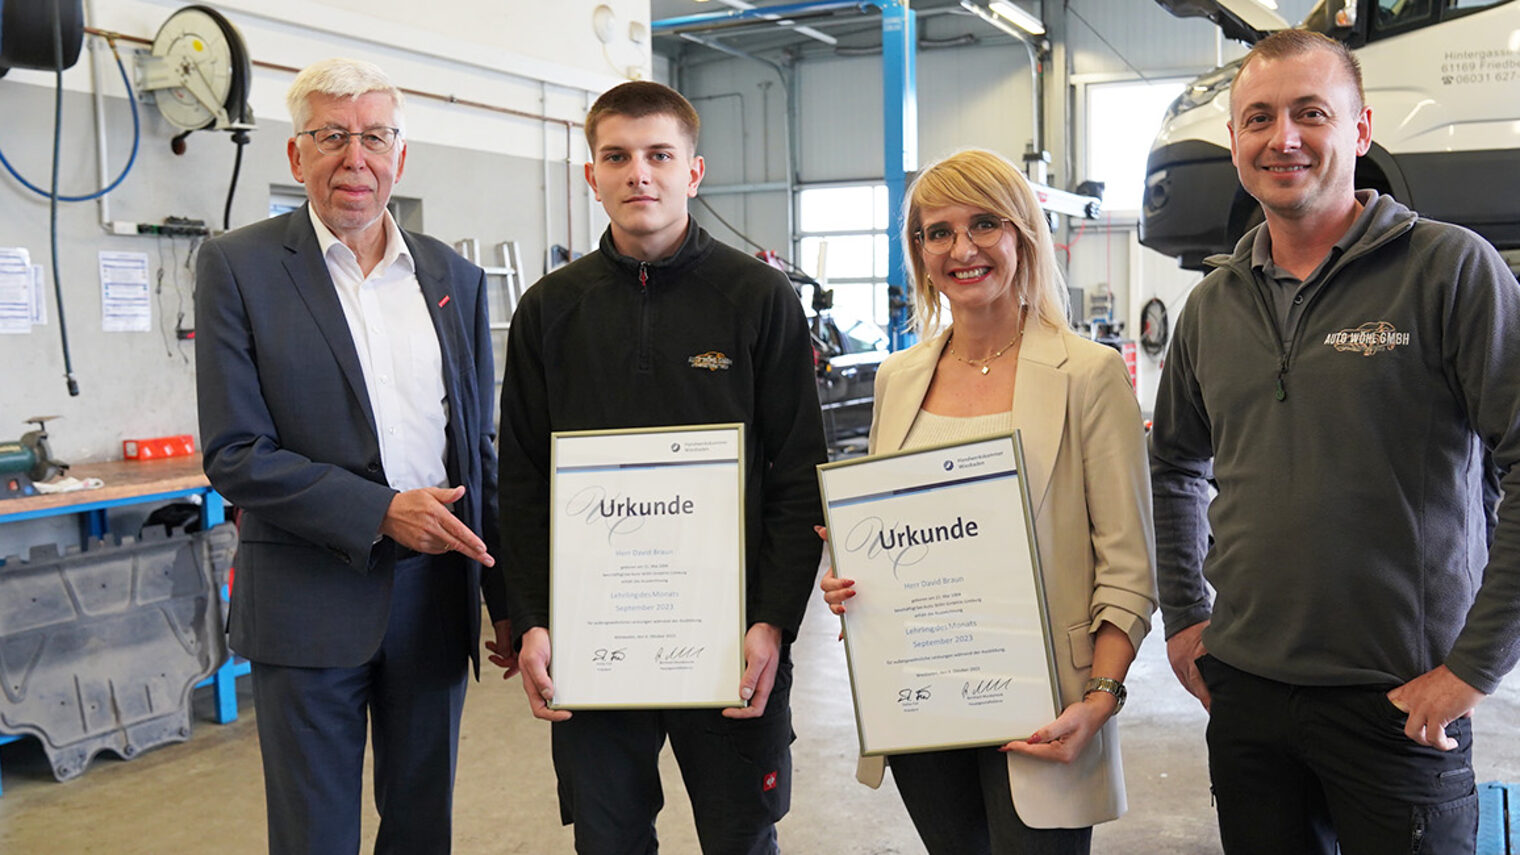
[
  {"xmin": 1, "ymin": 0, "xmax": 645, "ymax": 557},
  {"xmin": 0, "ymin": 89, "xmax": 576, "ymax": 461},
  {"xmin": 675, "ymin": 57, "xmax": 793, "ymax": 264},
  {"xmin": 0, "ymin": 0, "xmax": 644, "ymax": 461},
  {"xmin": 679, "ymin": 37, "xmax": 1040, "ymax": 279},
  {"xmin": 670, "ymin": 0, "xmax": 1325, "ymax": 413}
]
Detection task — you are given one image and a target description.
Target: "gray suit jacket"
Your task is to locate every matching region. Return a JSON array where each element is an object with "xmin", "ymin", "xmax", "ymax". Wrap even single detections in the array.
[{"xmin": 195, "ymin": 205, "xmax": 505, "ymax": 670}]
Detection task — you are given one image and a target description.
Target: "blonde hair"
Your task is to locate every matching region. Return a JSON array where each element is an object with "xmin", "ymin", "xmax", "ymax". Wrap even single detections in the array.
[
  {"xmin": 286, "ymin": 57, "xmax": 405, "ymax": 135},
  {"xmin": 903, "ymin": 148, "xmax": 1069, "ymax": 336}
]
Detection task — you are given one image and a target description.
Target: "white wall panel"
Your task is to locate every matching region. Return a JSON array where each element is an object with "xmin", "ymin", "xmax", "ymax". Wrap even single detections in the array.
[
  {"xmin": 916, "ymin": 44, "xmax": 1036, "ymax": 167},
  {"xmin": 692, "ymin": 192, "xmax": 792, "ymax": 261},
  {"xmin": 683, "ymin": 59, "xmax": 787, "ymax": 189},
  {"xmin": 1067, "ymin": 1, "xmax": 1232, "ymax": 76},
  {"xmin": 797, "ymin": 56, "xmax": 883, "ymax": 182},
  {"xmin": 678, "ymin": 57, "xmax": 793, "ymax": 255}
]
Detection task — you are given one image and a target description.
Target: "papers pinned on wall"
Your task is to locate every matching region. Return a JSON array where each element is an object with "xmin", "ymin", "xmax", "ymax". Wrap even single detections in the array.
[
  {"xmin": 0, "ymin": 247, "xmax": 35, "ymax": 334},
  {"xmin": 99, "ymin": 251, "xmax": 151, "ymax": 332}
]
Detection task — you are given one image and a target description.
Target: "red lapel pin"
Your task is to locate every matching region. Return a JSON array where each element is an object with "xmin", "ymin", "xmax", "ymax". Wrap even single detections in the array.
[{"xmin": 438, "ymin": 295, "xmax": 451, "ymax": 308}]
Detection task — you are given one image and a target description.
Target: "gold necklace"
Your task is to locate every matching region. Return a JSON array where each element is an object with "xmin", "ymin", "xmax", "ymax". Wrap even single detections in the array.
[{"xmin": 946, "ymin": 332, "xmax": 1020, "ymax": 375}]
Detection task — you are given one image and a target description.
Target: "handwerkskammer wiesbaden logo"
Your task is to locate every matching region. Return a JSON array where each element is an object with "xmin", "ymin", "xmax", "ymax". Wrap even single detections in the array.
[{"xmin": 1323, "ymin": 321, "xmax": 1411, "ymax": 357}]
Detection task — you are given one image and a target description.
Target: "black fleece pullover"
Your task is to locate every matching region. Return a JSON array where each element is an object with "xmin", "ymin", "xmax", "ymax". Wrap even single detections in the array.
[{"xmin": 499, "ymin": 221, "xmax": 827, "ymax": 646}]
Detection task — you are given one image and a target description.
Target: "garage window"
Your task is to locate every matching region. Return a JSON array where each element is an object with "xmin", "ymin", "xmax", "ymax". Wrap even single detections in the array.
[
  {"xmin": 796, "ymin": 184, "xmax": 891, "ymax": 327},
  {"xmin": 1083, "ymin": 78, "xmax": 1190, "ymax": 214}
]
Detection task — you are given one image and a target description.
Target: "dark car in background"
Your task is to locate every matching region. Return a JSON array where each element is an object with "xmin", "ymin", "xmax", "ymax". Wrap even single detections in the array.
[{"xmin": 793, "ymin": 280, "xmax": 890, "ymax": 457}]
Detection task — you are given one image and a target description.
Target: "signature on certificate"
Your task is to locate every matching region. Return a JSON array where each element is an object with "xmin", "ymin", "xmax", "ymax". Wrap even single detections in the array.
[
  {"xmin": 961, "ymin": 677, "xmax": 1012, "ymax": 699},
  {"xmin": 896, "ymin": 686, "xmax": 932, "ymax": 704},
  {"xmin": 591, "ymin": 647, "xmax": 628, "ymax": 663},
  {"xmin": 655, "ymin": 645, "xmax": 705, "ymax": 664}
]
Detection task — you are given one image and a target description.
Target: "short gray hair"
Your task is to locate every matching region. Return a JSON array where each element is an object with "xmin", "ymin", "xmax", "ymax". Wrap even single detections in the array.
[{"xmin": 286, "ymin": 57, "xmax": 405, "ymax": 134}]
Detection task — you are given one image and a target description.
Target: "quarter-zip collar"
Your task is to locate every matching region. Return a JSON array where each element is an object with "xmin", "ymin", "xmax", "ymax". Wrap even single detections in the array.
[
  {"xmin": 1202, "ymin": 191, "xmax": 1419, "ymax": 402},
  {"xmin": 598, "ymin": 218, "xmax": 719, "ymax": 374},
  {"xmin": 597, "ymin": 216, "xmax": 716, "ymax": 283},
  {"xmin": 1204, "ymin": 191, "xmax": 1418, "ymax": 284}
]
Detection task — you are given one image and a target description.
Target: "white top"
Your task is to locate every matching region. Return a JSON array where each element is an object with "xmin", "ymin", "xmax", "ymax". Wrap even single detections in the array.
[
  {"xmin": 309, "ymin": 206, "xmax": 448, "ymax": 492},
  {"xmin": 902, "ymin": 408, "xmax": 1015, "ymax": 450}
]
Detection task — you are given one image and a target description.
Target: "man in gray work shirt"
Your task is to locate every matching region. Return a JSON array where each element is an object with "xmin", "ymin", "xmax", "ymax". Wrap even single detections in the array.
[{"xmin": 1149, "ymin": 29, "xmax": 1520, "ymax": 855}]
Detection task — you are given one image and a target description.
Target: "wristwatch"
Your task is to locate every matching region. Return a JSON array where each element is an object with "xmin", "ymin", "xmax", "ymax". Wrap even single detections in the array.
[{"xmin": 1083, "ymin": 677, "xmax": 1127, "ymax": 714}]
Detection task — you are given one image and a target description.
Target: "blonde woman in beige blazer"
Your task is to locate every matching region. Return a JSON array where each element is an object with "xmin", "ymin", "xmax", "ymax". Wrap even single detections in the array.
[{"xmin": 821, "ymin": 149, "xmax": 1157, "ymax": 854}]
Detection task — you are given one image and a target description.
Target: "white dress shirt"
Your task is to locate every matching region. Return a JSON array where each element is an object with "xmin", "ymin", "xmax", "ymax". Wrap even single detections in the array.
[{"xmin": 309, "ymin": 206, "xmax": 448, "ymax": 492}]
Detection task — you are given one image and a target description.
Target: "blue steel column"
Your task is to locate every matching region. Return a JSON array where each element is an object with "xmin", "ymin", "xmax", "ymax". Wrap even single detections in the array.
[{"xmin": 881, "ymin": 2, "xmax": 918, "ymax": 351}]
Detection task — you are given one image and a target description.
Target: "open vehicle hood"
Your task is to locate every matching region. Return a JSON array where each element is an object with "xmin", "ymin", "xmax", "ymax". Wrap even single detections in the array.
[{"xmin": 1154, "ymin": 0, "xmax": 1291, "ymax": 44}]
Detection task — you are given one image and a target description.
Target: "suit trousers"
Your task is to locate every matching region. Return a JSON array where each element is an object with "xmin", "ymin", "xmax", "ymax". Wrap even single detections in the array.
[
  {"xmin": 888, "ymin": 746, "xmax": 1093, "ymax": 855},
  {"xmin": 1197, "ymin": 653, "xmax": 1479, "ymax": 855},
  {"xmin": 250, "ymin": 553, "xmax": 470, "ymax": 855},
  {"xmin": 550, "ymin": 650, "xmax": 795, "ymax": 855}
]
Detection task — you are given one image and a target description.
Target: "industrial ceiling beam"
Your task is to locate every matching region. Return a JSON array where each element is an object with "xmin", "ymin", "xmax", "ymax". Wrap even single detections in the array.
[
  {"xmin": 709, "ymin": 0, "xmax": 839, "ymax": 45},
  {"xmin": 651, "ymin": 0, "xmax": 867, "ymax": 32}
]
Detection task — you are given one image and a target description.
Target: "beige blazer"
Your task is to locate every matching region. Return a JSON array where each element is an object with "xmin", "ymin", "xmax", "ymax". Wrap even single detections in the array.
[{"xmin": 855, "ymin": 322, "xmax": 1158, "ymax": 829}]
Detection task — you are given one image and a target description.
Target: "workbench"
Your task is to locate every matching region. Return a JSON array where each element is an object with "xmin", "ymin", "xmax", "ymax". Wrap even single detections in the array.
[{"xmin": 0, "ymin": 454, "xmax": 250, "ymax": 795}]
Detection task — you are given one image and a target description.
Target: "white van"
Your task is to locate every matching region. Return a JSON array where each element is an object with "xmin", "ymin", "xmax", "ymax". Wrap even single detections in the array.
[{"xmin": 1139, "ymin": 0, "xmax": 1520, "ymax": 270}]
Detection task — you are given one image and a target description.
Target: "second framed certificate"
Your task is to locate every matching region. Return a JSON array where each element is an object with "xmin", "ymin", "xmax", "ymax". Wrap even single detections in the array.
[
  {"xmin": 549, "ymin": 424, "xmax": 746, "ymax": 709},
  {"xmin": 818, "ymin": 432, "xmax": 1060, "ymax": 756}
]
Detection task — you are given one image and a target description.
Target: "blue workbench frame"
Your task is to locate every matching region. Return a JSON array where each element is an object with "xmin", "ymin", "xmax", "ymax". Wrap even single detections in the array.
[{"xmin": 0, "ymin": 485, "xmax": 250, "ymax": 796}]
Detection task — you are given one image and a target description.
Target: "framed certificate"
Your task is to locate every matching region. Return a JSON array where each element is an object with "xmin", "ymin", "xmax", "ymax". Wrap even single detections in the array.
[
  {"xmin": 549, "ymin": 423, "xmax": 746, "ymax": 709},
  {"xmin": 817, "ymin": 431, "xmax": 1060, "ymax": 756}
]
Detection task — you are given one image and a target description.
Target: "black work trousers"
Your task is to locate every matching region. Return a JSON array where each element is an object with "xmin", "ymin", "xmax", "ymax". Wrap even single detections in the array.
[
  {"xmin": 889, "ymin": 746, "xmax": 1092, "ymax": 855},
  {"xmin": 1197, "ymin": 654, "xmax": 1479, "ymax": 855},
  {"xmin": 549, "ymin": 651, "xmax": 794, "ymax": 855}
]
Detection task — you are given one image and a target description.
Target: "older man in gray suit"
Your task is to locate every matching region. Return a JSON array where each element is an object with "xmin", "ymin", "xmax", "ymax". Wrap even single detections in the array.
[{"xmin": 195, "ymin": 57, "xmax": 514, "ymax": 854}]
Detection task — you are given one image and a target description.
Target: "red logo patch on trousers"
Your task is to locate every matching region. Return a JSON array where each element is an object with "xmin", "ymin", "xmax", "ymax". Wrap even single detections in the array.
[{"xmin": 762, "ymin": 770, "xmax": 778, "ymax": 792}]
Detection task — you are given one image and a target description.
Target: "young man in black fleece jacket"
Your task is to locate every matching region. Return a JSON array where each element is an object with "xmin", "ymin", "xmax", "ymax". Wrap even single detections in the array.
[{"xmin": 497, "ymin": 81, "xmax": 827, "ymax": 854}]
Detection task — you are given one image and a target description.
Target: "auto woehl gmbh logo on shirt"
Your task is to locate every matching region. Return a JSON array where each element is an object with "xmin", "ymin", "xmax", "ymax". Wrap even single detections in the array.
[
  {"xmin": 688, "ymin": 351, "xmax": 733, "ymax": 371},
  {"xmin": 1323, "ymin": 321, "xmax": 1411, "ymax": 357}
]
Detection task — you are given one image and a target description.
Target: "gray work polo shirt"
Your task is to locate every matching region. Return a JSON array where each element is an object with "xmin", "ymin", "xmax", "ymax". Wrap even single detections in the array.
[{"xmin": 1252, "ymin": 189, "xmax": 1379, "ymax": 347}]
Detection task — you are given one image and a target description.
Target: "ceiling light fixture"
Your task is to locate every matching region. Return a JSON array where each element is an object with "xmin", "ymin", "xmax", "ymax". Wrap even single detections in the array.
[
  {"xmin": 960, "ymin": 0, "xmax": 1044, "ymax": 48},
  {"xmin": 988, "ymin": 0, "xmax": 1045, "ymax": 36}
]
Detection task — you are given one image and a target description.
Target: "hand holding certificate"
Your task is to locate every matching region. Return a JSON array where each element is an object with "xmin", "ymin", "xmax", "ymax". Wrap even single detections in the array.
[
  {"xmin": 548, "ymin": 424, "xmax": 747, "ymax": 710},
  {"xmin": 818, "ymin": 432, "xmax": 1060, "ymax": 756}
]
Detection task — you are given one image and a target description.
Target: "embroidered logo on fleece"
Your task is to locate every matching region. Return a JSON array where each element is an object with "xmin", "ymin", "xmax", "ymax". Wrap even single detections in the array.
[
  {"xmin": 688, "ymin": 351, "xmax": 734, "ymax": 371},
  {"xmin": 1322, "ymin": 321, "xmax": 1411, "ymax": 357},
  {"xmin": 762, "ymin": 770, "xmax": 778, "ymax": 792}
]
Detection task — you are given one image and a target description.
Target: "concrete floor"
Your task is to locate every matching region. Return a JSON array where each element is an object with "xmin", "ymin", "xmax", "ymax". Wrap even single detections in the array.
[{"xmin": 3, "ymin": 590, "xmax": 1519, "ymax": 854}]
